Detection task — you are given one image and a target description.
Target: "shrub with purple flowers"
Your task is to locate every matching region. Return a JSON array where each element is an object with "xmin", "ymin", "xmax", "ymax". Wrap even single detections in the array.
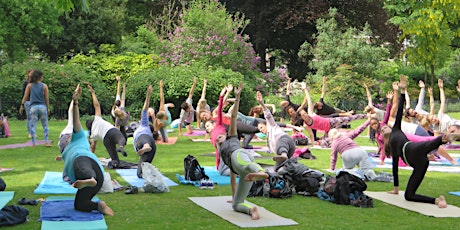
[{"xmin": 159, "ymin": 0, "xmax": 260, "ymax": 77}]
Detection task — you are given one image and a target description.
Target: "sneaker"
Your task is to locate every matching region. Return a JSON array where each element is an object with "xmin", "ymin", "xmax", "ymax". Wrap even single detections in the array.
[
  {"xmin": 206, "ymin": 180, "xmax": 215, "ymax": 189},
  {"xmin": 199, "ymin": 180, "xmax": 208, "ymax": 189}
]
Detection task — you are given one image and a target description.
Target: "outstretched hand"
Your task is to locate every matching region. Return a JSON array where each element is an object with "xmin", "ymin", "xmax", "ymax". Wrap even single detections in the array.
[
  {"xmin": 147, "ymin": 85, "xmax": 153, "ymax": 94},
  {"xmin": 160, "ymin": 79, "xmax": 164, "ymax": 88},
  {"xmin": 386, "ymin": 91, "xmax": 394, "ymax": 100},
  {"xmin": 392, "ymin": 81, "xmax": 399, "ymax": 91},
  {"xmin": 73, "ymin": 84, "xmax": 82, "ymax": 101},
  {"xmin": 399, "ymin": 75, "xmax": 407, "ymax": 90},
  {"xmin": 256, "ymin": 91, "xmax": 263, "ymax": 103},
  {"xmin": 87, "ymin": 84, "xmax": 95, "ymax": 93},
  {"xmin": 234, "ymin": 82, "xmax": 243, "ymax": 95},
  {"xmin": 438, "ymin": 79, "xmax": 443, "ymax": 89}
]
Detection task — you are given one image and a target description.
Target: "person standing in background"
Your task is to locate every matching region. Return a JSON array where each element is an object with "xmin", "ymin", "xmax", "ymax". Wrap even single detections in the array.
[{"xmin": 20, "ymin": 69, "xmax": 51, "ymax": 147}]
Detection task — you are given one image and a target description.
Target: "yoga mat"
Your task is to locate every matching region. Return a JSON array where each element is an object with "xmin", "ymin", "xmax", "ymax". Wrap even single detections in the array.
[
  {"xmin": 449, "ymin": 191, "xmax": 460, "ymax": 197},
  {"xmin": 189, "ymin": 138, "xmax": 266, "ymax": 143},
  {"xmin": 115, "ymin": 169, "xmax": 178, "ymax": 187},
  {"xmin": 0, "ymin": 140, "xmax": 48, "ymax": 149},
  {"xmin": 370, "ymin": 156, "xmax": 460, "ymax": 167},
  {"xmin": 41, "ymin": 196, "xmax": 107, "ymax": 230},
  {"xmin": 203, "ymin": 166, "xmax": 239, "ymax": 185},
  {"xmin": 182, "ymin": 130, "xmax": 207, "ymax": 136},
  {"xmin": 373, "ymin": 163, "xmax": 460, "ymax": 173},
  {"xmin": 34, "ymin": 171, "xmax": 77, "ymax": 194},
  {"xmin": 0, "ymin": 168, "xmax": 14, "ymax": 173},
  {"xmin": 189, "ymin": 196, "xmax": 298, "ymax": 228},
  {"xmin": 311, "ymin": 145, "xmax": 378, "ymax": 151},
  {"xmin": 364, "ymin": 191, "xmax": 460, "ymax": 218},
  {"xmin": 0, "ymin": 191, "xmax": 14, "ymax": 209},
  {"xmin": 155, "ymin": 137, "xmax": 177, "ymax": 145}
]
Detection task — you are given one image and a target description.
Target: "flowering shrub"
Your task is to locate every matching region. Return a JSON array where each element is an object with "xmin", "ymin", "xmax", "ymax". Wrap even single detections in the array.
[{"xmin": 159, "ymin": 0, "xmax": 260, "ymax": 76}]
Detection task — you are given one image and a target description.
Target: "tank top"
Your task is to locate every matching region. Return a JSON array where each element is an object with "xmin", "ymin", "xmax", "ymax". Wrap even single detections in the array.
[{"xmin": 30, "ymin": 82, "xmax": 46, "ymax": 106}]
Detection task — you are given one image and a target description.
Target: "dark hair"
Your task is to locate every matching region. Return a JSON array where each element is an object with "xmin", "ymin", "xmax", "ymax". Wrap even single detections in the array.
[
  {"xmin": 384, "ymin": 132, "xmax": 391, "ymax": 157},
  {"xmin": 181, "ymin": 101, "xmax": 189, "ymax": 110},
  {"xmin": 114, "ymin": 100, "xmax": 121, "ymax": 107},
  {"xmin": 29, "ymin": 70, "xmax": 43, "ymax": 83},
  {"xmin": 369, "ymin": 117, "xmax": 380, "ymax": 143},
  {"xmin": 85, "ymin": 119, "xmax": 94, "ymax": 132}
]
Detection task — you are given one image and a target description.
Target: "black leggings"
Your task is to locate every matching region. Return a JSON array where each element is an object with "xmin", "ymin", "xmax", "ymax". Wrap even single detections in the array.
[
  {"xmin": 103, "ymin": 128, "xmax": 126, "ymax": 164},
  {"xmin": 236, "ymin": 121, "xmax": 259, "ymax": 148},
  {"xmin": 390, "ymin": 93, "xmax": 444, "ymax": 204},
  {"xmin": 135, "ymin": 134, "xmax": 157, "ymax": 178},
  {"xmin": 73, "ymin": 156, "xmax": 103, "ymax": 212}
]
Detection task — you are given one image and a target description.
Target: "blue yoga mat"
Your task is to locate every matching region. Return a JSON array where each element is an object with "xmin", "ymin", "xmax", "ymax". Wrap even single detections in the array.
[
  {"xmin": 34, "ymin": 172, "xmax": 77, "ymax": 194},
  {"xmin": 116, "ymin": 169, "xmax": 178, "ymax": 188},
  {"xmin": 0, "ymin": 191, "xmax": 14, "ymax": 209},
  {"xmin": 202, "ymin": 166, "xmax": 237, "ymax": 185},
  {"xmin": 449, "ymin": 191, "xmax": 460, "ymax": 196},
  {"xmin": 41, "ymin": 196, "xmax": 107, "ymax": 230}
]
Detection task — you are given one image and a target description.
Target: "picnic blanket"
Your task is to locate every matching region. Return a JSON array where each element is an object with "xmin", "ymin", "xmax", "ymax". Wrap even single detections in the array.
[
  {"xmin": 40, "ymin": 196, "xmax": 107, "ymax": 230},
  {"xmin": 365, "ymin": 191, "xmax": 460, "ymax": 218},
  {"xmin": 34, "ymin": 172, "xmax": 77, "ymax": 195},
  {"xmin": 189, "ymin": 196, "xmax": 298, "ymax": 227},
  {"xmin": 115, "ymin": 169, "xmax": 178, "ymax": 188}
]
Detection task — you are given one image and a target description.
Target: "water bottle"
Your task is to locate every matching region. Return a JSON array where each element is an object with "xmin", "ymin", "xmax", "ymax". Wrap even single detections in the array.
[{"xmin": 263, "ymin": 179, "xmax": 270, "ymax": 198}]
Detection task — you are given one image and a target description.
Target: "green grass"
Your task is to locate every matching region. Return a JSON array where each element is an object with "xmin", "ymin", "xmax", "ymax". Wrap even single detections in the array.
[{"xmin": 1, "ymin": 118, "xmax": 460, "ymax": 230}]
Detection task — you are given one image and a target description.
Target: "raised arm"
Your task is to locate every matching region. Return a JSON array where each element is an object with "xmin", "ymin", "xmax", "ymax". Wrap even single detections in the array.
[
  {"xmin": 88, "ymin": 85, "xmax": 102, "ymax": 116},
  {"xmin": 256, "ymin": 91, "xmax": 276, "ymax": 127},
  {"xmin": 159, "ymin": 80, "xmax": 165, "ymax": 111},
  {"xmin": 120, "ymin": 82, "xmax": 127, "ymax": 107},
  {"xmin": 415, "ymin": 80, "xmax": 426, "ymax": 112},
  {"xmin": 302, "ymin": 83, "xmax": 315, "ymax": 115},
  {"xmin": 286, "ymin": 77, "xmax": 291, "ymax": 96},
  {"xmin": 320, "ymin": 76, "xmax": 327, "ymax": 99},
  {"xmin": 389, "ymin": 81, "xmax": 399, "ymax": 118},
  {"xmin": 364, "ymin": 83, "xmax": 373, "ymax": 107},
  {"xmin": 404, "ymin": 88, "xmax": 410, "ymax": 110},
  {"xmin": 144, "ymin": 85, "xmax": 153, "ymax": 111},
  {"xmin": 438, "ymin": 79, "xmax": 446, "ymax": 114},
  {"xmin": 428, "ymin": 87, "xmax": 435, "ymax": 115},
  {"xmin": 200, "ymin": 78, "xmax": 207, "ymax": 100},
  {"xmin": 72, "ymin": 84, "xmax": 82, "ymax": 133},
  {"xmin": 229, "ymin": 83, "xmax": 243, "ymax": 137},
  {"xmin": 188, "ymin": 76, "xmax": 197, "ymax": 99},
  {"xmin": 457, "ymin": 79, "xmax": 460, "ymax": 93},
  {"xmin": 115, "ymin": 76, "xmax": 121, "ymax": 101}
]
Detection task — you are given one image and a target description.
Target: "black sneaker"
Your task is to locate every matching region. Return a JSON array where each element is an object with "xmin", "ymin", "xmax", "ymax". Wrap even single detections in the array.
[{"xmin": 125, "ymin": 186, "xmax": 138, "ymax": 194}]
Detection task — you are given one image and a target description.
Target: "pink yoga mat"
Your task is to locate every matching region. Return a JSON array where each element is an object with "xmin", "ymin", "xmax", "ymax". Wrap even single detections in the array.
[
  {"xmin": 0, "ymin": 140, "xmax": 47, "ymax": 149},
  {"xmin": 182, "ymin": 130, "xmax": 207, "ymax": 136}
]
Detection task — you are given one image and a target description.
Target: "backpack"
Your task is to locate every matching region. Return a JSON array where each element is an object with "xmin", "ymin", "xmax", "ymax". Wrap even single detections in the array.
[
  {"xmin": 333, "ymin": 171, "xmax": 368, "ymax": 205},
  {"xmin": 247, "ymin": 173, "xmax": 292, "ymax": 198},
  {"xmin": 323, "ymin": 175, "xmax": 337, "ymax": 196},
  {"xmin": 184, "ymin": 155, "xmax": 208, "ymax": 181},
  {"xmin": 278, "ymin": 158, "xmax": 324, "ymax": 196},
  {"xmin": 291, "ymin": 133, "xmax": 309, "ymax": 146}
]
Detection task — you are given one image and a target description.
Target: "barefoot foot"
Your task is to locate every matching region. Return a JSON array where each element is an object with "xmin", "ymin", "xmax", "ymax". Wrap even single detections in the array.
[
  {"xmin": 250, "ymin": 206, "xmax": 260, "ymax": 220},
  {"xmin": 99, "ymin": 201, "xmax": 114, "ymax": 216},
  {"xmin": 245, "ymin": 172, "xmax": 268, "ymax": 182},
  {"xmin": 435, "ymin": 195, "xmax": 447, "ymax": 208},
  {"xmin": 72, "ymin": 178, "xmax": 97, "ymax": 189},
  {"xmin": 137, "ymin": 143, "xmax": 152, "ymax": 156}
]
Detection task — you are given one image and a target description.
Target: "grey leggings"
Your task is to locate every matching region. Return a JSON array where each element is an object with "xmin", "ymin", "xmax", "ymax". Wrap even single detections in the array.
[{"xmin": 231, "ymin": 149, "xmax": 264, "ymax": 215}]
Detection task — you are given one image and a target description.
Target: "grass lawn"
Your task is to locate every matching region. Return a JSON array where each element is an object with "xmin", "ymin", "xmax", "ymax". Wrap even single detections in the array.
[{"xmin": 1, "ymin": 118, "xmax": 460, "ymax": 230}]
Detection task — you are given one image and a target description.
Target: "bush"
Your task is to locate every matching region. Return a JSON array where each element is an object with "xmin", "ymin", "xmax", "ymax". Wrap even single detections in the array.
[{"xmin": 0, "ymin": 59, "xmax": 111, "ymax": 119}]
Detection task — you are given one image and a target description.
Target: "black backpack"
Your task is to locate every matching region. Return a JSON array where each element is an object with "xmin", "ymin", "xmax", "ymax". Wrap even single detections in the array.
[
  {"xmin": 333, "ymin": 171, "xmax": 368, "ymax": 205},
  {"xmin": 184, "ymin": 155, "xmax": 208, "ymax": 181}
]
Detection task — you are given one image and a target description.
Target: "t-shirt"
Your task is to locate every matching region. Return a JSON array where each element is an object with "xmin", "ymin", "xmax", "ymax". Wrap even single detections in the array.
[
  {"xmin": 315, "ymin": 98, "xmax": 336, "ymax": 116},
  {"xmin": 218, "ymin": 136, "xmax": 241, "ymax": 174},
  {"xmin": 62, "ymin": 129, "xmax": 104, "ymax": 182},
  {"xmin": 179, "ymin": 98, "xmax": 195, "ymax": 124},
  {"xmin": 90, "ymin": 116, "xmax": 114, "ymax": 141},
  {"xmin": 133, "ymin": 110, "xmax": 153, "ymax": 151}
]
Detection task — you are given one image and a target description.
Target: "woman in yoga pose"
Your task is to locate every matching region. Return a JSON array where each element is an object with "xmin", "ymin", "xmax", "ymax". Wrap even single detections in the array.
[{"xmin": 384, "ymin": 75, "xmax": 459, "ymax": 208}]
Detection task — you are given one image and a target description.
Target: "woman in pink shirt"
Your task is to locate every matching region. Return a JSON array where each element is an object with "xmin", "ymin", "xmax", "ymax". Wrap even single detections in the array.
[{"xmin": 328, "ymin": 118, "xmax": 378, "ymax": 180}]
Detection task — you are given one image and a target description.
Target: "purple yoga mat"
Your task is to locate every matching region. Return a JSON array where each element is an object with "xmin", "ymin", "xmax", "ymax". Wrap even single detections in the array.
[
  {"xmin": 0, "ymin": 140, "xmax": 47, "ymax": 149},
  {"xmin": 182, "ymin": 130, "xmax": 207, "ymax": 136}
]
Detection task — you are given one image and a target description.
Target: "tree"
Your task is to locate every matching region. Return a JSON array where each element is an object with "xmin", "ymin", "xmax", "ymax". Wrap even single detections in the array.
[
  {"xmin": 0, "ymin": 1, "xmax": 62, "ymax": 63},
  {"xmin": 303, "ymin": 8, "xmax": 389, "ymax": 78},
  {"xmin": 384, "ymin": 0, "xmax": 460, "ymax": 87}
]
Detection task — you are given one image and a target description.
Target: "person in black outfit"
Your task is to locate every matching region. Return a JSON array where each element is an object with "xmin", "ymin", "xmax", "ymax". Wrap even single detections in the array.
[{"xmin": 384, "ymin": 75, "xmax": 459, "ymax": 208}]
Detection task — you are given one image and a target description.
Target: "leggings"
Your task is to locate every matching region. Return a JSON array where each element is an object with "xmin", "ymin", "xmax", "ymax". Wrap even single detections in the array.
[
  {"xmin": 391, "ymin": 93, "xmax": 444, "ymax": 204},
  {"xmin": 73, "ymin": 156, "xmax": 103, "ymax": 212},
  {"xmin": 236, "ymin": 121, "xmax": 259, "ymax": 148},
  {"xmin": 103, "ymin": 128, "xmax": 126, "ymax": 166},
  {"xmin": 135, "ymin": 134, "xmax": 157, "ymax": 178},
  {"xmin": 231, "ymin": 149, "xmax": 264, "ymax": 215},
  {"xmin": 329, "ymin": 114, "xmax": 367, "ymax": 129}
]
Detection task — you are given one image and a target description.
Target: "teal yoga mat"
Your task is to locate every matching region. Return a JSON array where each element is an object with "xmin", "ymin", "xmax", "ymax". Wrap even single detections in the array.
[
  {"xmin": 0, "ymin": 191, "xmax": 14, "ymax": 209},
  {"xmin": 41, "ymin": 196, "xmax": 107, "ymax": 230},
  {"xmin": 34, "ymin": 172, "xmax": 77, "ymax": 194}
]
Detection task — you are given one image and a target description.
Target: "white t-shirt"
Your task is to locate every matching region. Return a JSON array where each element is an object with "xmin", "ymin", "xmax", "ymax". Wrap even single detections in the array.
[{"xmin": 90, "ymin": 116, "xmax": 114, "ymax": 141}]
